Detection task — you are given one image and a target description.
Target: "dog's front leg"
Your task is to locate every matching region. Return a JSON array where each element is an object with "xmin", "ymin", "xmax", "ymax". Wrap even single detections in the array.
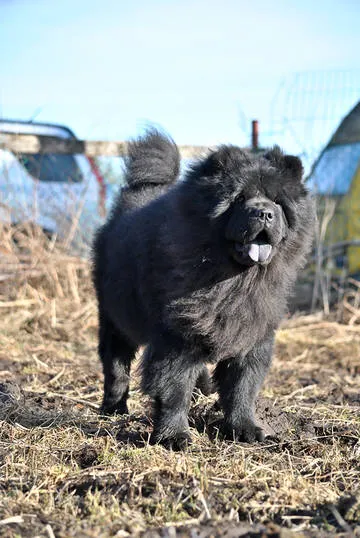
[
  {"xmin": 141, "ymin": 331, "xmax": 203, "ymax": 450},
  {"xmin": 214, "ymin": 336, "xmax": 274, "ymax": 443}
]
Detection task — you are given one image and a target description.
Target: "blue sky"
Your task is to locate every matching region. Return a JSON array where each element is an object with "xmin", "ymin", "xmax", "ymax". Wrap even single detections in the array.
[{"xmin": 1, "ymin": 0, "xmax": 360, "ymax": 162}]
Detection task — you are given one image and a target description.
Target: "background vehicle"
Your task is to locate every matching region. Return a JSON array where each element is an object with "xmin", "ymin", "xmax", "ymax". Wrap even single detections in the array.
[{"xmin": 0, "ymin": 119, "xmax": 123, "ymax": 253}]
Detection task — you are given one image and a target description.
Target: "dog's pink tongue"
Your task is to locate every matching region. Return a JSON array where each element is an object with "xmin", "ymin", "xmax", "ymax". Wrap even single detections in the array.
[
  {"xmin": 248, "ymin": 243, "xmax": 260, "ymax": 262},
  {"xmin": 259, "ymin": 244, "xmax": 272, "ymax": 262},
  {"xmin": 248, "ymin": 243, "xmax": 272, "ymax": 262}
]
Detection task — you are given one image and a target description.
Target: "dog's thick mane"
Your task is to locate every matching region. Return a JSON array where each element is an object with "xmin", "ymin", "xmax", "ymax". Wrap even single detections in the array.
[
  {"xmin": 164, "ymin": 211, "xmax": 312, "ymax": 361},
  {"xmin": 156, "ymin": 157, "xmax": 314, "ymax": 360}
]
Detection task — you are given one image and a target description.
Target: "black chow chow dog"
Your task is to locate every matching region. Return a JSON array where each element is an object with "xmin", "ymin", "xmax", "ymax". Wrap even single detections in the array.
[{"xmin": 93, "ymin": 129, "xmax": 315, "ymax": 449}]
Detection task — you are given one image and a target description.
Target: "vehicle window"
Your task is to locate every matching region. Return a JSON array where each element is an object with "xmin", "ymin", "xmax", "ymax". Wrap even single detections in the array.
[{"xmin": 19, "ymin": 153, "xmax": 83, "ymax": 183}]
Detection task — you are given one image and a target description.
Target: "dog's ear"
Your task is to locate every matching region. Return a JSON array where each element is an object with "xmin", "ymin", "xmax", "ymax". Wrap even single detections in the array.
[
  {"xmin": 201, "ymin": 145, "xmax": 251, "ymax": 176},
  {"xmin": 264, "ymin": 146, "xmax": 303, "ymax": 181},
  {"xmin": 283, "ymin": 155, "xmax": 303, "ymax": 178}
]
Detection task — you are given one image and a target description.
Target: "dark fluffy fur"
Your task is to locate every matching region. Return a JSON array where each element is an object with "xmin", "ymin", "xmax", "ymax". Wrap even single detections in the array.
[{"xmin": 93, "ymin": 129, "xmax": 315, "ymax": 449}]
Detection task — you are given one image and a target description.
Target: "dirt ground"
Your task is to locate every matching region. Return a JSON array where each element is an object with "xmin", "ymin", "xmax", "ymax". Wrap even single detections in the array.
[{"xmin": 0, "ymin": 226, "xmax": 359, "ymax": 537}]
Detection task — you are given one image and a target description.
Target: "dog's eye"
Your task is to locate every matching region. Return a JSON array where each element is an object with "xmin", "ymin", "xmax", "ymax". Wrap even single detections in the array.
[{"xmin": 236, "ymin": 195, "xmax": 245, "ymax": 204}]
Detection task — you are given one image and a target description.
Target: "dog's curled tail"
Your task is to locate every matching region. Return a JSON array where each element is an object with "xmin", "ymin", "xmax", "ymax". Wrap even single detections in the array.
[{"xmin": 113, "ymin": 129, "xmax": 180, "ymax": 215}]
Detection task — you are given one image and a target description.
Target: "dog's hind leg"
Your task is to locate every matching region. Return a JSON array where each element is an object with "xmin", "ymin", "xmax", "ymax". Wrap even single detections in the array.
[
  {"xmin": 141, "ymin": 332, "xmax": 203, "ymax": 450},
  {"xmin": 98, "ymin": 313, "xmax": 136, "ymax": 415}
]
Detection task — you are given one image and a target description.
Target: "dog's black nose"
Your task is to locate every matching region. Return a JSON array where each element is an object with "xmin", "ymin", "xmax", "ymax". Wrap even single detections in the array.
[{"xmin": 254, "ymin": 208, "xmax": 274, "ymax": 222}]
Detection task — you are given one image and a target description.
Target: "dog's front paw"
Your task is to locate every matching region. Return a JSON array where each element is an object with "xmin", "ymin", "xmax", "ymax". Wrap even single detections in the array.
[
  {"xmin": 100, "ymin": 398, "xmax": 129, "ymax": 416},
  {"xmin": 224, "ymin": 419, "xmax": 265, "ymax": 443},
  {"xmin": 152, "ymin": 431, "xmax": 192, "ymax": 451}
]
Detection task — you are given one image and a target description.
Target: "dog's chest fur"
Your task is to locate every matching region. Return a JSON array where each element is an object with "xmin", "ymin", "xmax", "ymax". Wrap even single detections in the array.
[{"xmin": 167, "ymin": 270, "xmax": 285, "ymax": 362}]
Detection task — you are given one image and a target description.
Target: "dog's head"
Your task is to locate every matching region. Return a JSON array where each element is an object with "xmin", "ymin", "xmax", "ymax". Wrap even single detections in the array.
[{"xmin": 186, "ymin": 145, "xmax": 310, "ymax": 267}]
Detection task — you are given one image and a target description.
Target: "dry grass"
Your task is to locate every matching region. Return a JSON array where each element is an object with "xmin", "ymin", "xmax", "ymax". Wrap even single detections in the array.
[{"xmin": 0, "ymin": 223, "xmax": 359, "ymax": 538}]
